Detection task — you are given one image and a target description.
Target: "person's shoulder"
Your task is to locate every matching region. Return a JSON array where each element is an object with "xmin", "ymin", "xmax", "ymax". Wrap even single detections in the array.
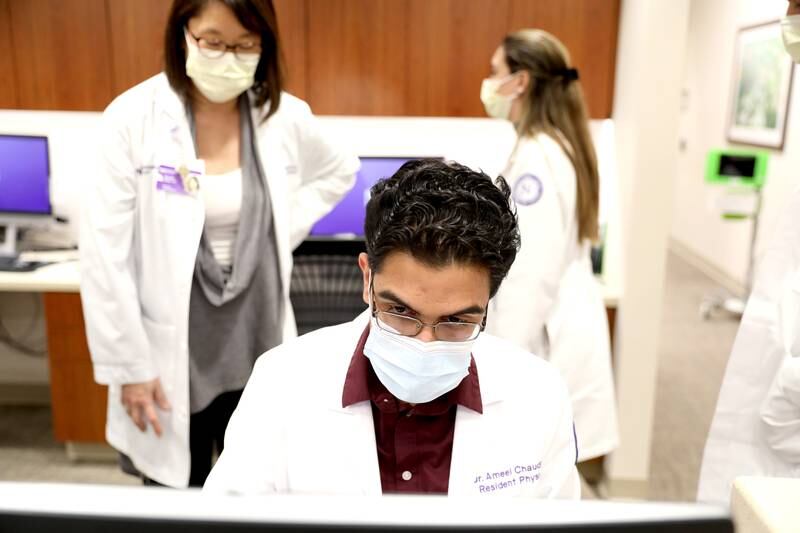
[
  {"xmin": 101, "ymin": 74, "xmax": 178, "ymax": 137},
  {"xmin": 505, "ymin": 135, "xmax": 553, "ymax": 186},
  {"xmin": 257, "ymin": 92, "xmax": 312, "ymax": 123},
  {"xmin": 514, "ymin": 132, "xmax": 571, "ymax": 166},
  {"xmin": 251, "ymin": 315, "xmax": 367, "ymax": 376},
  {"xmin": 277, "ymin": 92, "xmax": 311, "ymax": 113},
  {"xmin": 508, "ymin": 132, "xmax": 575, "ymax": 203},
  {"xmin": 474, "ymin": 333, "xmax": 568, "ymax": 395},
  {"xmin": 104, "ymin": 73, "xmax": 169, "ymax": 116}
]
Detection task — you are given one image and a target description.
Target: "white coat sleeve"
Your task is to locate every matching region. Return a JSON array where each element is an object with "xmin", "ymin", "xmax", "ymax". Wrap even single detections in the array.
[
  {"xmin": 489, "ymin": 150, "xmax": 569, "ymax": 353},
  {"xmin": 760, "ymin": 357, "xmax": 800, "ymax": 464},
  {"xmin": 542, "ymin": 373, "xmax": 581, "ymax": 499},
  {"xmin": 204, "ymin": 353, "xmax": 285, "ymax": 494},
  {"xmin": 290, "ymin": 103, "xmax": 359, "ymax": 249},
  {"xmin": 80, "ymin": 106, "xmax": 156, "ymax": 385}
]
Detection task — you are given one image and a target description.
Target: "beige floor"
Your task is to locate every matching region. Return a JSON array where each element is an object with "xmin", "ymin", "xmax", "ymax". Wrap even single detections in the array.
[
  {"xmin": 0, "ymin": 404, "xmax": 135, "ymax": 485},
  {"xmin": 0, "ymin": 252, "xmax": 741, "ymax": 500},
  {"xmin": 648, "ymin": 252, "xmax": 740, "ymax": 501}
]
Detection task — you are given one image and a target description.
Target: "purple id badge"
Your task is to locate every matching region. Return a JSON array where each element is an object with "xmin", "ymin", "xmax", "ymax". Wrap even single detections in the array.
[{"xmin": 156, "ymin": 164, "xmax": 202, "ymax": 195}]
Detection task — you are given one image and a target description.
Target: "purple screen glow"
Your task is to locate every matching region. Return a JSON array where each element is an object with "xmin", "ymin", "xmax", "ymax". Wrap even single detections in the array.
[
  {"xmin": 0, "ymin": 135, "xmax": 51, "ymax": 215},
  {"xmin": 310, "ymin": 157, "xmax": 415, "ymax": 237}
]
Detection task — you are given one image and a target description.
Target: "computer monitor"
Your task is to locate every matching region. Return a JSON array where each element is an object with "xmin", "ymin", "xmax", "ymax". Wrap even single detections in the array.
[
  {"xmin": 0, "ymin": 134, "xmax": 52, "ymax": 257},
  {"xmin": 310, "ymin": 156, "xmax": 431, "ymax": 238},
  {"xmin": 704, "ymin": 148, "xmax": 769, "ymax": 188},
  {"xmin": 0, "ymin": 482, "xmax": 733, "ymax": 533}
]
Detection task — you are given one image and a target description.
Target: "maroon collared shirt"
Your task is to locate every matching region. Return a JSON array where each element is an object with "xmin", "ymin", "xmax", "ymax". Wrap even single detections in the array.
[{"xmin": 342, "ymin": 325, "xmax": 483, "ymax": 494}]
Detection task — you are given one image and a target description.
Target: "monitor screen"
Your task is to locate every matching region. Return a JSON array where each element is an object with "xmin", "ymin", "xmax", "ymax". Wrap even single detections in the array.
[
  {"xmin": 0, "ymin": 135, "xmax": 51, "ymax": 216},
  {"xmin": 310, "ymin": 157, "xmax": 422, "ymax": 238},
  {"xmin": 0, "ymin": 483, "xmax": 734, "ymax": 533},
  {"xmin": 718, "ymin": 154, "xmax": 756, "ymax": 180}
]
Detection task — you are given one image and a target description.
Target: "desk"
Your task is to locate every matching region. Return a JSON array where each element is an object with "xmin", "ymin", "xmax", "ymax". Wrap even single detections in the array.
[
  {"xmin": 0, "ymin": 257, "xmax": 622, "ymax": 451},
  {"xmin": 0, "ymin": 254, "xmax": 107, "ymax": 450},
  {"xmin": 731, "ymin": 477, "xmax": 800, "ymax": 533}
]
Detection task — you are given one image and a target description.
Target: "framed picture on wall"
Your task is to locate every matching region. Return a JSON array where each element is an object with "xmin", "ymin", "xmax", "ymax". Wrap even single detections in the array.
[{"xmin": 727, "ymin": 20, "xmax": 795, "ymax": 150}]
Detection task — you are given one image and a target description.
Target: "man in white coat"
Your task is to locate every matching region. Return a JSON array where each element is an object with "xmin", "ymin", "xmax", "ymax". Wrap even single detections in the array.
[
  {"xmin": 204, "ymin": 159, "xmax": 581, "ymax": 497},
  {"xmin": 697, "ymin": 3, "xmax": 800, "ymax": 505}
]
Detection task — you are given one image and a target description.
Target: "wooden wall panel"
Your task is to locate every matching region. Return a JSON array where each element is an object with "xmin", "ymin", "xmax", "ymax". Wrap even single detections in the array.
[
  {"xmin": 9, "ymin": 0, "xmax": 114, "ymax": 111},
  {"xmin": 306, "ymin": 0, "xmax": 411, "ymax": 115},
  {"xmin": 274, "ymin": 0, "xmax": 307, "ymax": 100},
  {"xmin": 107, "ymin": 0, "xmax": 172, "ymax": 97},
  {"xmin": 303, "ymin": 0, "xmax": 620, "ymax": 118},
  {"xmin": 0, "ymin": 0, "xmax": 19, "ymax": 108},
  {"xmin": 507, "ymin": 0, "xmax": 621, "ymax": 118},
  {"xmin": 405, "ymin": 0, "xmax": 512, "ymax": 117},
  {"xmin": 2, "ymin": 0, "xmax": 620, "ymax": 117}
]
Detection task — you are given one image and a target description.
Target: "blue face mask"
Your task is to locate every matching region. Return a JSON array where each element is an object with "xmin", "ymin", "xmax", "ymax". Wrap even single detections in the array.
[{"xmin": 363, "ymin": 276, "xmax": 475, "ymax": 404}]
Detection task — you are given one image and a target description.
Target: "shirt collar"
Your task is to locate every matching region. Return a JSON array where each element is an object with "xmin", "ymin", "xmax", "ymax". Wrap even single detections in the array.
[{"xmin": 341, "ymin": 325, "xmax": 483, "ymax": 414}]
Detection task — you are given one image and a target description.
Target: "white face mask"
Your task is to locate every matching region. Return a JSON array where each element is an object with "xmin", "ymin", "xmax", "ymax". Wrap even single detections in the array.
[
  {"xmin": 783, "ymin": 15, "xmax": 800, "ymax": 63},
  {"xmin": 184, "ymin": 33, "xmax": 260, "ymax": 103},
  {"xmin": 362, "ymin": 279, "xmax": 474, "ymax": 404},
  {"xmin": 480, "ymin": 74, "xmax": 519, "ymax": 120}
]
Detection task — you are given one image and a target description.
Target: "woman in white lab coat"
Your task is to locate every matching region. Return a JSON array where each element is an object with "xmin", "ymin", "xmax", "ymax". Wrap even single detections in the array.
[
  {"xmin": 697, "ymin": 185, "xmax": 800, "ymax": 505},
  {"xmin": 482, "ymin": 30, "xmax": 619, "ymax": 463},
  {"xmin": 80, "ymin": 0, "xmax": 357, "ymax": 488},
  {"xmin": 697, "ymin": 7, "xmax": 800, "ymax": 505}
]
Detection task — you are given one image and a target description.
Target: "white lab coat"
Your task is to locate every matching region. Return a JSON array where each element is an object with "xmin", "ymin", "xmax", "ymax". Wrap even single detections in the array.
[
  {"xmin": 698, "ymin": 185, "xmax": 800, "ymax": 506},
  {"xmin": 485, "ymin": 133, "xmax": 619, "ymax": 461},
  {"xmin": 761, "ymin": 357, "xmax": 800, "ymax": 463},
  {"xmin": 80, "ymin": 73, "xmax": 358, "ymax": 488},
  {"xmin": 204, "ymin": 312, "xmax": 581, "ymax": 497}
]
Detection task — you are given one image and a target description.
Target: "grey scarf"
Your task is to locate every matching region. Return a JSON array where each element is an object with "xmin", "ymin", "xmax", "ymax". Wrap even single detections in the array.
[
  {"xmin": 194, "ymin": 96, "xmax": 268, "ymax": 304},
  {"xmin": 186, "ymin": 95, "xmax": 284, "ymax": 413}
]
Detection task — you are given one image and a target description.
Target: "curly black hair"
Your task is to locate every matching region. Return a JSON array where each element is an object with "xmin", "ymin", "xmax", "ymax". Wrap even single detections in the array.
[{"xmin": 364, "ymin": 159, "xmax": 520, "ymax": 297}]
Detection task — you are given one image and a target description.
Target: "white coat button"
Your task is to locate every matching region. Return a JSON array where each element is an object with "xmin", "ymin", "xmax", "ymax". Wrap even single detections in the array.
[{"xmin": 401, "ymin": 471, "xmax": 413, "ymax": 481}]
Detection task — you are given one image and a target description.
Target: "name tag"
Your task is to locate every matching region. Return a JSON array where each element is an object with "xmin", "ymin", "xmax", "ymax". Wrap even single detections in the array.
[
  {"xmin": 472, "ymin": 461, "xmax": 543, "ymax": 494},
  {"xmin": 156, "ymin": 162, "xmax": 203, "ymax": 196}
]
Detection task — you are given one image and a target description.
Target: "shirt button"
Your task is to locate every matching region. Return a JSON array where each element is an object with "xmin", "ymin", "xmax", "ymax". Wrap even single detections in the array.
[{"xmin": 401, "ymin": 471, "xmax": 413, "ymax": 481}]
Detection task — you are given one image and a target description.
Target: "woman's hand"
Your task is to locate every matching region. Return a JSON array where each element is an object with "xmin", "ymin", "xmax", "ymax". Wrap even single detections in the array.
[{"xmin": 121, "ymin": 378, "xmax": 171, "ymax": 436}]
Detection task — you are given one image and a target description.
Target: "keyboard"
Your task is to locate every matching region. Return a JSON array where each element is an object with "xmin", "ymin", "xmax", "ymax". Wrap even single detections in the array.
[{"xmin": 0, "ymin": 256, "xmax": 49, "ymax": 272}]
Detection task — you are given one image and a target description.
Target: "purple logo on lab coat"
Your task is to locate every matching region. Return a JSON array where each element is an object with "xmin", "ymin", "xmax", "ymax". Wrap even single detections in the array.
[{"xmin": 512, "ymin": 174, "xmax": 543, "ymax": 206}]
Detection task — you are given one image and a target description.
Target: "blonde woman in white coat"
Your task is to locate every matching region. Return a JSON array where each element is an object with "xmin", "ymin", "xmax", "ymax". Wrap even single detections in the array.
[
  {"xmin": 482, "ymin": 30, "xmax": 619, "ymax": 465},
  {"xmin": 80, "ymin": 0, "xmax": 358, "ymax": 488}
]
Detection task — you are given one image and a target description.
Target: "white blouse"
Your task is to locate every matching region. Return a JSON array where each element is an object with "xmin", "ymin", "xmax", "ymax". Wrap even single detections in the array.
[{"xmin": 199, "ymin": 168, "xmax": 242, "ymax": 268}]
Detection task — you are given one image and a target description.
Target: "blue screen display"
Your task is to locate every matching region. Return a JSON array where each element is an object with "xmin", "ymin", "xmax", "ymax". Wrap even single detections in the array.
[
  {"xmin": 0, "ymin": 135, "xmax": 51, "ymax": 215},
  {"xmin": 310, "ymin": 157, "xmax": 415, "ymax": 237}
]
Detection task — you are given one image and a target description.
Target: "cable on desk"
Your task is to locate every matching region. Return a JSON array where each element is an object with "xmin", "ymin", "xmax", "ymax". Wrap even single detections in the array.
[{"xmin": 0, "ymin": 294, "xmax": 47, "ymax": 357}]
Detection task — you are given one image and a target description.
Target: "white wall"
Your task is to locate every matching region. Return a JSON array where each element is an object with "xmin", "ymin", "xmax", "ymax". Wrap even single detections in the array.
[
  {"xmin": 672, "ymin": 0, "xmax": 799, "ymax": 289},
  {"xmin": 607, "ymin": 0, "xmax": 691, "ymax": 497}
]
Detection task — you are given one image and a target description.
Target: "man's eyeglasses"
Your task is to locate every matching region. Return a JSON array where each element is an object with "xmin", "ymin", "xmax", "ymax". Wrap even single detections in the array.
[
  {"xmin": 370, "ymin": 286, "xmax": 486, "ymax": 342},
  {"xmin": 186, "ymin": 29, "xmax": 261, "ymax": 60}
]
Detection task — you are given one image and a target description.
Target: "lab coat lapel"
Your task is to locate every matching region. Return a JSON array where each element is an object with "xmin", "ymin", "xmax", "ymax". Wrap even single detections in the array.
[
  {"xmin": 448, "ymin": 350, "xmax": 507, "ymax": 496},
  {"xmin": 321, "ymin": 323, "xmax": 382, "ymax": 495},
  {"xmin": 327, "ymin": 401, "xmax": 383, "ymax": 495},
  {"xmin": 252, "ymin": 104, "xmax": 291, "ymax": 280},
  {"xmin": 153, "ymin": 84, "xmax": 205, "ymax": 283}
]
